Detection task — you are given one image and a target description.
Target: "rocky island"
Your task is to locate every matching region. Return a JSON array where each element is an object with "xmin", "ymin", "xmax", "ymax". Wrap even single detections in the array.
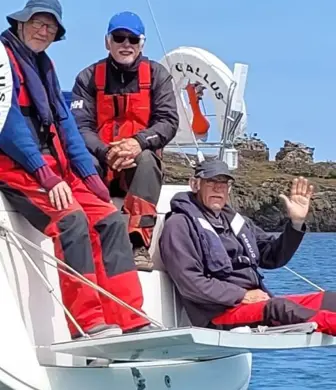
[{"xmin": 162, "ymin": 137, "xmax": 336, "ymax": 232}]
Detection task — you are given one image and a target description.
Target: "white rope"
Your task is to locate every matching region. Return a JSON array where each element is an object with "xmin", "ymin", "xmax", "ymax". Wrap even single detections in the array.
[
  {"xmin": 145, "ymin": 0, "xmax": 203, "ymax": 162},
  {"xmin": 5, "ymin": 233, "xmax": 87, "ymax": 338},
  {"xmin": 284, "ymin": 266, "xmax": 325, "ymax": 292},
  {"xmin": 227, "ymin": 194, "xmax": 325, "ymax": 292},
  {"xmin": 0, "ymin": 223, "xmax": 165, "ymax": 329},
  {"xmin": 174, "ymin": 140, "xmax": 195, "ymax": 166},
  {"xmin": 144, "ymin": 0, "xmax": 167, "ymax": 60}
]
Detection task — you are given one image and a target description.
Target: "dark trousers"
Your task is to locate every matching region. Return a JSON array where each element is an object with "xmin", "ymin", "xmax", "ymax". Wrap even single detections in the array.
[
  {"xmin": 212, "ymin": 292, "xmax": 336, "ymax": 336},
  {"xmin": 96, "ymin": 150, "xmax": 163, "ymax": 248},
  {"xmin": 0, "ymin": 154, "xmax": 149, "ymax": 336}
]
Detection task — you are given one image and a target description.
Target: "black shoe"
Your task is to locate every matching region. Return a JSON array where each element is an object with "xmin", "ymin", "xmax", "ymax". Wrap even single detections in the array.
[{"xmin": 72, "ymin": 324, "xmax": 122, "ymax": 341}]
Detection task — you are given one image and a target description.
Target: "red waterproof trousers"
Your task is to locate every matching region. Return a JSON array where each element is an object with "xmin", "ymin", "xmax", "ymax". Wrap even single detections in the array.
[
  {"xmin": 212, "ymin": 292, "xmax": 336, "ymax": 336},
  {"xmin": 0, "ymin": 154, "xmax": 149, "ymax": 336}
]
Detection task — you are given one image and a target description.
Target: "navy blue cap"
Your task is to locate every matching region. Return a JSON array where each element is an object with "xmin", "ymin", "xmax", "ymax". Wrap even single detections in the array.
[
  {"xmin": 194, "ymin": 160, "xmax": 235, "ymax": 181},
  {"xmin": 6, "ymin": 0, "xmax": 65, "ymax": 41},
  {"xmin": 107, "ymin": 11, "xmax": 145, "ymax": 37}
]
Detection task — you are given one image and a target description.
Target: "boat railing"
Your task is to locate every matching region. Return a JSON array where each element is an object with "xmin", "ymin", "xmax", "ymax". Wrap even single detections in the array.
[{"xmin": 0, "ymin": 222, "xmax": 166, "ymax": 340}]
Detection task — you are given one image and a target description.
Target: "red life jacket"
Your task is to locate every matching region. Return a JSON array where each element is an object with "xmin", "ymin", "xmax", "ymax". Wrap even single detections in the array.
[
  {"xmin": 5, "ymin": 47, "xmax": 69, "ymax": 174},
  {"xmin": 94, "ymin": 59, "xmax": 151, "ymax": 144}
]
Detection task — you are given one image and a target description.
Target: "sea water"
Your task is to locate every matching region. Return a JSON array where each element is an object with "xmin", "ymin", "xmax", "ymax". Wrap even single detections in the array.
[{"xmin": 250, "ymin": 233, "xmax": 336, "ymax": 390}]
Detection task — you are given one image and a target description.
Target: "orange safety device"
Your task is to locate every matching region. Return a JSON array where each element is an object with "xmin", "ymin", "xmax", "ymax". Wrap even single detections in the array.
[
  {"xmin": 186, "ymin": 82, "xmax": 210, "ymax": 138},
  {"xmin": 94, "ymin": 59, "xmax": 152, "ymax": 182},
  {"xmin": 95, "ymin": 60, "xmax": 151, "ymax": 143}
]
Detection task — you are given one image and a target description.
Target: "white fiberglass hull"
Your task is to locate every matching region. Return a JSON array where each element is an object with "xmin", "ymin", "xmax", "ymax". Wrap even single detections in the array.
[{"xmin": 0, "ymin": 353, "xmax": 252, "ymax": 390}]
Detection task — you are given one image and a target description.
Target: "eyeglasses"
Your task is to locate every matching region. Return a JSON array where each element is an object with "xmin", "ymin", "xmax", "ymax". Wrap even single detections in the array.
[
  {"xmin": 111, "ymin": 34, "xmax": 141, "ymax": 45},
  {"xmin": 30, "ymin": 19, "xmax": 58, "ymax": 34},
  {"xmin": 204, "ymin": 178, "xmax": 232, "ymax": 187}
]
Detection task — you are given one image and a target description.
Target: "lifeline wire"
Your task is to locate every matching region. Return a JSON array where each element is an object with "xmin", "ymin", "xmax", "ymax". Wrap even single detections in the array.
[
  {"xmin": 0, "ymin": 222, "xmax": 165, "ymax": 330},
  {"xmin": 284, "ymin": 266, "xmax": 324, "ymax": 292},
  {"xmin": 145, "ymin": 0, "xmax": 203, "ymax": 163},
  {"xmin": 228, "ymin": 193, "xmax": 325, "ymax": 292},
  {"xmin": 5, "ymin": 233, "xmax": 87, "ymax": 338}
]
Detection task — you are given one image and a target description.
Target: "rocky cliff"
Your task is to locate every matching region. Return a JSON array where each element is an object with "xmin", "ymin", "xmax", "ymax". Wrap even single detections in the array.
[{"xmin": 162, "ymin": 139, "xmax": 336, "ymax": 232}]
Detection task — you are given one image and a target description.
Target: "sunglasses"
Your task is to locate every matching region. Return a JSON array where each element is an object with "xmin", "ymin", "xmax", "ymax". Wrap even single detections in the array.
[{"xmin": 111, "ymin": 34, "xmax": 141, "ymax": 45}]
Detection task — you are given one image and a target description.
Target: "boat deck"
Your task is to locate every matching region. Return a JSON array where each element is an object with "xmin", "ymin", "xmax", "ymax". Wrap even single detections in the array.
[{"xmin": 50, "ymin": 326, "xmax": 336, "ymax": 361}]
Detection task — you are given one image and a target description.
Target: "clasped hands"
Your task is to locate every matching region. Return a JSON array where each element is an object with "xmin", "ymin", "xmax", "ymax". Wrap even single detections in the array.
[{"xmin": 105, "ymin": 138, "xmax": 142, "ymax": 172}]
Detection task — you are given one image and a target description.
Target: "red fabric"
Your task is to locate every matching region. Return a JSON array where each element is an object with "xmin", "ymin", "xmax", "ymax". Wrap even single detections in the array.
[
  {"xmin": 94, "ymin": 60, "xmax": 152, "ymax": 183},
  {"xmin": 284, "ymin": 292, "xmax": 324, "ymax": 310},
  {"xmin": 99, "ymin": 270, "xmax": 149, "ymax": 331},
  {"xmin": 0, "ymin": 154, "xmax": 148, "ymax": 335},
  {"xmin": 3, "ymin": 47, "xmax": 148, "ymax": 335},
  {"xmin": 5, "ymin": 47, "xmax": 30, "ymax": 107},
  {"xmin": 94, "ymin": 60, "xmax": 151, "ymax": 143},
  {"xmin": 309, "ymin": 311, "xmax": 336, "ymax": 336},
  {"xmin": 212, "ymin": 292, "xmax": 336, "ymax": 336},
  {"xmin": 123, "ymin": 193, "xmax": 157, "ymax": 247},
  {"xmin": 212, "ymin": 300, "xmax": 266, "ymax": 327},
  {"xmin": 286, "ymin": 293, "xmax": 336, "ymax": 336}
]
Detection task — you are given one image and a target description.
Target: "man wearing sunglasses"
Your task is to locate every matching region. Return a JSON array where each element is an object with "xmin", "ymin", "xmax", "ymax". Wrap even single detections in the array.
[
  {"xmin": 71, "ymin": 11, "xmax": 179, "ymax": 272},
  {"xmin": 159, "ymin": 160, "xmax": 336, "ymax": 336},
  {"xmin": 0, "ymin": 1, "xmax": 151, "ymax": 340}
]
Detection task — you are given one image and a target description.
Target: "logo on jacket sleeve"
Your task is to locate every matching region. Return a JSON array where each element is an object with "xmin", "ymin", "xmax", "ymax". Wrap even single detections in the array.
[{"xmin": 0, "ymin": 41, "xmax": 13, "ymax": 134}]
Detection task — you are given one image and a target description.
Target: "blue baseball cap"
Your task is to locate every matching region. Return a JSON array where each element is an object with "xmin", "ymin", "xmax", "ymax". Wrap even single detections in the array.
[
  {"xmin": 107, "ymin": 11, "xmax": 145, "ymax": 37},
  {"xmin": 6, "ymin": 0, "xmax": 65, "ymax": 41}
]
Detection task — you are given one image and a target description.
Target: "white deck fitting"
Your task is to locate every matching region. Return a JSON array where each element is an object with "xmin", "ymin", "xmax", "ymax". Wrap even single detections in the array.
[{"xmin": 50, "ymin": 327, "xmax": 336, "ymax": 361}]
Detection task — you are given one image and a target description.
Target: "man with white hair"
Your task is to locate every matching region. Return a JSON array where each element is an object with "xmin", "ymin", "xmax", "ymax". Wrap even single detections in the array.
[
  {"xmin": 71, "ymin": 11, "xmax": 179, "ymax": 271},
  {"xmin": 0, "ymin": 0, "xmax": 151, "ymax": 340}
]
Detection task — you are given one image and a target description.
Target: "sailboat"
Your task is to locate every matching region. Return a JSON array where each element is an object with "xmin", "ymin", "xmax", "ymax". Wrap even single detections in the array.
[{"xmin": 0, "ymin": 40, "xmax": 335, "ymax": 390}]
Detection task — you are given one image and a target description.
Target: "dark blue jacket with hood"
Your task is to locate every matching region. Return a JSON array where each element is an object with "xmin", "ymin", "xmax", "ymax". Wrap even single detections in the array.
[{"xmin": 159, "ymin": 191, "xmax": 306, "ymax": 328}]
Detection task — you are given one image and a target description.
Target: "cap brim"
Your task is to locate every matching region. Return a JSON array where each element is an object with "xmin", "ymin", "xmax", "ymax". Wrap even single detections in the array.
[
  {"xmin": 202, "ymin": 173, "xmax": 235, "ymax": 181},
  {"xmin": 7, "ymin": 7, "xmax": 66, "ymax": 41},
  {"xmin": 107, "ymin": 25, "xmax": 141, "ymax": 36}
]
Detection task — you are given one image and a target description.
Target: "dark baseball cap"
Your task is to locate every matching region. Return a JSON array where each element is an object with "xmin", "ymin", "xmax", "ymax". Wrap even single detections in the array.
[{"xmin": 194, "ymin": 160, "xmax": 235, "ymax": 181}]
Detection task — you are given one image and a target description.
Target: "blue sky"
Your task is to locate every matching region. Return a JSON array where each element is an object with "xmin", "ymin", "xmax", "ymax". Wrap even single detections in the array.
[{"xmin": 1, "ymin": 0, "xmax": 335, "ymax": 161}]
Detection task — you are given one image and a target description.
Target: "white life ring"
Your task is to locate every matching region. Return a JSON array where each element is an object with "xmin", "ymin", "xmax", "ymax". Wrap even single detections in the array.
[
  {"xmin": 160, "ymin": 46, "xmax": 248, "ymax": 145},
  {"xmin": 0, "ymin": 41, "xmax": 13, "ymax": 134}
]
